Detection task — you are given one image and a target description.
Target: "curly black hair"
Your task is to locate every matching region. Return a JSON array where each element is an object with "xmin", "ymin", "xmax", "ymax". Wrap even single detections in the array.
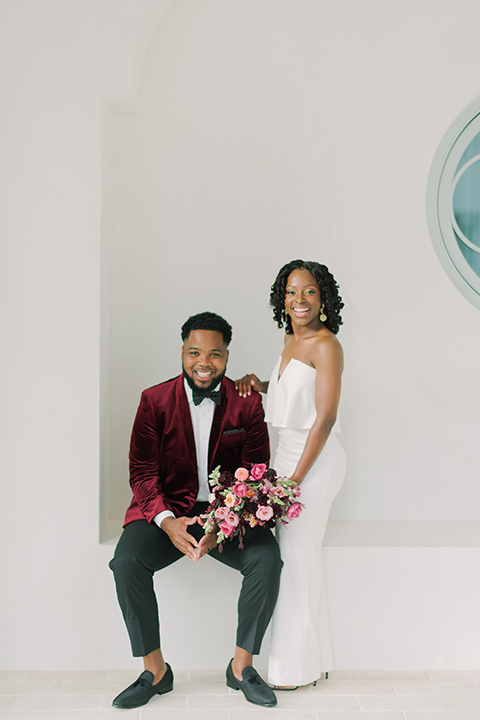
[
  {"xmin": 181, "ymin": 311, "xmax": 233, "ymax": 346},
  {"xmin": 269, "ymin": 259, "xmax": 344, "ymax": 335}
]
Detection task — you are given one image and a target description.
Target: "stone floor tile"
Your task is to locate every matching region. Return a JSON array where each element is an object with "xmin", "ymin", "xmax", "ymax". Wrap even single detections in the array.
[
  {"xmin": 311, "ymin": 680, "xmax": 396, "ymax": 695},
  {"xmin": 14, "ymin": 694, "xmax": 103, "ymax": 712},
  {"xmin": 140, "ymin": 710, "xmax": 228, "ymax": 719},
  {"xmin": 175, "ymin": 678, "xmax": 229, "ymax": 695},
  {"xmin": 316, "ymin": 714, "xmax": 405, "ymax": 720},
  {"xmin": 350, "ymin": 670, "xmax": 431, "ymax": 682},
  {"xmin": 405, "ymin": 712, "xmax": 480, "ymax": 720},
  {"xmin": 229, "ymin": 711, "xmax": 315, "ymax": 719},
  {"xmin": 272, "ymin": 693, "xmax": 360, "ymax": 711},
  {"xmin": 27, "ymin": 671, "xmax": 108, "ymax": 682},
  {"xmin": 188, "ymin": 669, "xmax": 231, "ymax": 681},
  {"xmin": 0, "ymin": 698, "xmax": 16, "ymax": 711},
  {"xmin": 443, "ymin": 694, "xmax": 480, "ymax": 711},
  {"xmin": 428, "ymin": 670, "xmax": 480, "ymax": 682},
  {"xmin": 0, "ymin": 680, "xmax": 63, "ymax": 696},
  {"xmin": 0, "ymin": 713, "xmax": 52, "ymax": 720},
  {"xmin": 61, "ymin": 679, "xmax": 125, "ymax": 695},
  {"xmin": 52, "ymin": 712, "xmax": 141, "ymax": 720},
  {"xmin": 0, "ymin": 672, "xmax": 29, "ymax": 682},
  {"xmin": 187, "ymin": 693, "xmax": 250, "ymax": 709},
  {"xmin": 61, "ymin": 679, "xmax": 133, "ymax": 698},
  {"xmin": 359, "ymin": 695, "xmax": 446, "ymax": 711},
  {"xmin": 394, "ymin": 681, "xmax": 480, "ymax": 696},
  {"xmin": 4, "ymin": 668, "xmax": 480, "ymax": 720}
]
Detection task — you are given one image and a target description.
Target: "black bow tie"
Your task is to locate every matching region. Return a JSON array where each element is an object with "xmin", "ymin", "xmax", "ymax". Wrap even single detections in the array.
[{"xmin": 192, "ymin": 388, "xmax": 222, "ymax": 406}]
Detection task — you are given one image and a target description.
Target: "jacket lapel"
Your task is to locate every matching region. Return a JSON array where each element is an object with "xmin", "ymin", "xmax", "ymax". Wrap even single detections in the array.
[
  {"xmin": 208, "ymin": 378, "xmax": 227, "ymax": 468},
  {"xmin": 176, "ymin": 375, "xmax": 198, "ymax": 477}
]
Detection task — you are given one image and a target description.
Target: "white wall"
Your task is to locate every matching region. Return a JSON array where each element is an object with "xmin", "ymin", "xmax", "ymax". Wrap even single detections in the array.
[{"xmin": 2, "ymin": 0, "xmax": 480, "ymax": 672}]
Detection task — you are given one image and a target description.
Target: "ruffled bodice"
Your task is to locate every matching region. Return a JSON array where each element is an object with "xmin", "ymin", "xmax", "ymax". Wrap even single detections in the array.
[{"xmin": 265, "ymin": 356, "xmax": 340, "ymax": 432}]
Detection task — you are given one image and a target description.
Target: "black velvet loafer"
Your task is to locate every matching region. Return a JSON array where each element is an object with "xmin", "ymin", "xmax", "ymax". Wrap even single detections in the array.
[
  {"xmin": 112, "ymin": 665, "xmax": 174, "ymax": 709},
  {"xmin": 226, "ymin": 659, "xmax": 277, "ymax": 707}
]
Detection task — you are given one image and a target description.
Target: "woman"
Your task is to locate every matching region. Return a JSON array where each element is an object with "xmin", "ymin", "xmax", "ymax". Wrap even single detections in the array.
[{"xmin": 235, "ymin": 259, "xmax": 346, "ymax": 689}]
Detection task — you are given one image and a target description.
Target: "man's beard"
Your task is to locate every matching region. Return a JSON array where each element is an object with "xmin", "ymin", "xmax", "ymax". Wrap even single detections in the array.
[{"xmin": 182, "ymin": 365, "xmax": 225, "ymax": 399}]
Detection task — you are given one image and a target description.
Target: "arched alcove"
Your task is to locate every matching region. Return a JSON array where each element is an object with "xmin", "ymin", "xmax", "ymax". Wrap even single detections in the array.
[
  {"xmin": 100, "ymin": 0, "xmax": 343, "ymax": 541},
  {"xmin": 101, "ymin": 0, "xmax": 480, "ymax": 551}
]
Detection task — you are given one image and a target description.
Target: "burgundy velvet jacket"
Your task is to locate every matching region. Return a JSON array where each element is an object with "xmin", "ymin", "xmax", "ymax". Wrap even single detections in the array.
[{"xmin": 123, "ymin": 374, "xmax": 270, "ymax": 526}]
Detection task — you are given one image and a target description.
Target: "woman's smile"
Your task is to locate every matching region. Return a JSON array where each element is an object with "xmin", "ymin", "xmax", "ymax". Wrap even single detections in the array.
[
  {"xmin": 291, "ymin": 306, "xmax": 311, "ymax": 318},
  {"xmin": 285, "ymin": 269, "xmax": 322, "ymax": 327}
]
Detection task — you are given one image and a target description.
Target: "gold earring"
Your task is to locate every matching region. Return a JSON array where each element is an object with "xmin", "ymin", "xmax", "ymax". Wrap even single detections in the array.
[{"xmin": 319, "ymin": 305, "xmax": 327, "ymax": 322}]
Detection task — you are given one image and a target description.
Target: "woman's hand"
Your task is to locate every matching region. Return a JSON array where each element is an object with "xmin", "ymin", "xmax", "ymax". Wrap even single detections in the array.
[{"xmin": 234, "ymin": 374, "xmax": 266, "ymax": 397}]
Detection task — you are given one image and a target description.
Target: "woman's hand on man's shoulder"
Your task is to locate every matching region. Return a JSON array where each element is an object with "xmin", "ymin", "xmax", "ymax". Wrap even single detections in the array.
[{"xmin": 234, "ymin": 374, "xmax": 265, "ymax": 397}]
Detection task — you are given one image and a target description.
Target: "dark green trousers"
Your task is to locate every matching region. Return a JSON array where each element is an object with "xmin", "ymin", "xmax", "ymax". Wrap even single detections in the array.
[{"xmin": 109, "ymin": 503, "xmax": 282, "ymax": 657}]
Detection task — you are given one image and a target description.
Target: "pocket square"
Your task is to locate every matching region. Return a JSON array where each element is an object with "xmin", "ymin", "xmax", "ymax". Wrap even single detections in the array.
[{"xmin": 222, "ymin": 427, "xmax": 246, "ymax": 435}]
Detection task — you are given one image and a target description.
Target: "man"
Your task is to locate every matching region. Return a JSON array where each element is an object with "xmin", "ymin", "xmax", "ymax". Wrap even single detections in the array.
[{"xmin": 109, "ymin": 312, "xmax": 282, "ymax": 709}]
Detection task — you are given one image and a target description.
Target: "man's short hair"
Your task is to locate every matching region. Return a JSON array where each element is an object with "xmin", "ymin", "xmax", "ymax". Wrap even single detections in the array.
[{"xmin": 181, "ymin": 312, "xmax": 233, "ymax": 346}]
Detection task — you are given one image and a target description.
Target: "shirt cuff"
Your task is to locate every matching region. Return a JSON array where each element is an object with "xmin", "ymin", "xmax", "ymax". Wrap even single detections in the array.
[{"xmin": 154, "ymin": 510, "xmax": 175, "ymax": 528}]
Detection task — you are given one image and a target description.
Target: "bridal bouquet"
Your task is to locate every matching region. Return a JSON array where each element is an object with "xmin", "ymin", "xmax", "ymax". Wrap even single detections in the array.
[{"xmin": 202, "ymin": 463, "xmax": 303, "ymax": 549}]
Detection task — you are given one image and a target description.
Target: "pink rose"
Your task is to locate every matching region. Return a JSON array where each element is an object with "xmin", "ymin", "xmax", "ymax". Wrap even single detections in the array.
[
  {"xmin": 215, "ymin": 507, "xmax": 229, "ymax": 521},
  {"xmin": 234, "ymin": 467, "xmax": 249, "ymax": 481},
  {"xmin": 233, "ymin": 482, "xmax": 248, "ymax": 497},
  {"xmin": 250, "ymin": 463, "xmax": 267, "ymax": 481},
  {"xmin": 220, "ymin": 521, "xmax": 234, "ymax": 537},
  {"xmin": 274, "ymin": 486, "xmax": 286, "ymax": 498},
  {"xmin": 226, "ymin": 512, "xmax": 240, "ymax": 527},
  {"xmin": 286, "ymin": 502, "xmax": 302, "ymax": 520},
  {"xmin": 256, "ymin": 505, "xmax": 274, "ymax": 522}
]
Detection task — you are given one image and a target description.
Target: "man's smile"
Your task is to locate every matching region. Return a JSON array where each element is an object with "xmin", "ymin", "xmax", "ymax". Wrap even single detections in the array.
[{"xmin": 195, "ymin": 369, "xmax": 215, "ymax": 381}]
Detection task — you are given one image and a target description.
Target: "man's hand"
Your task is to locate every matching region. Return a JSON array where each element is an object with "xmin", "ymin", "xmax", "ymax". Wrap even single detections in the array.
[
  {"xmin": 196, "ymin": 530, "xmax": 218, "ymax": 560},
  {"xmin": 161, "ymin": 516, "xmax": 200, "ymax": 561}
]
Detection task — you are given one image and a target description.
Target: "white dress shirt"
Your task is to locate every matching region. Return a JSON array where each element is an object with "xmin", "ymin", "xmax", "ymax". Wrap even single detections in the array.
[{"xmin": 154, "ymin": 378, "xmax": 219, "ymax": 528}]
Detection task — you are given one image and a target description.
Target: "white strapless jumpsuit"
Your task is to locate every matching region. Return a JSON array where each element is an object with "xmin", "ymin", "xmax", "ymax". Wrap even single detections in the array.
[{"xmin": 265, "ymin": 357, "xmax": 346, "ymax": 686}]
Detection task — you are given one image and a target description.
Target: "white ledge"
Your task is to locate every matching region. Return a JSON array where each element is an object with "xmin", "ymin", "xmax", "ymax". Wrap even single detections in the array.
[{"xmin": 324, "ymin": 520, "xmax": 480, "ymax": 547}]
